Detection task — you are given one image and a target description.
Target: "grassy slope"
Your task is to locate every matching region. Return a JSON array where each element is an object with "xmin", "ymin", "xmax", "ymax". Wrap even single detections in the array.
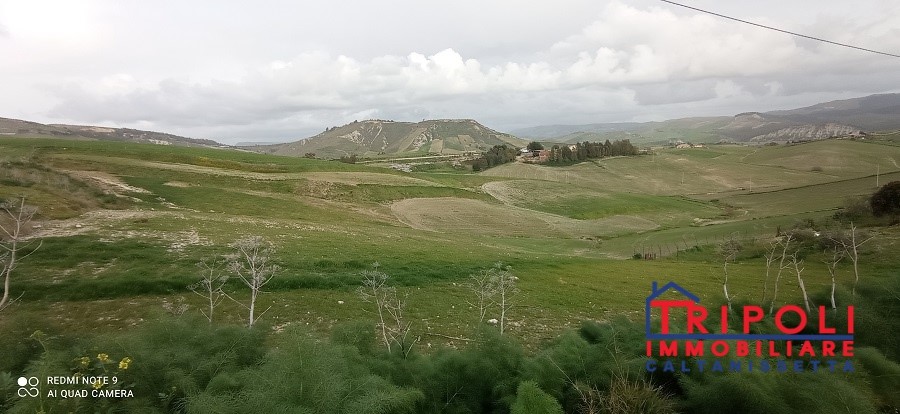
[{"xmin": 1, "ymin": 137, "xmax": 898, "ymax": 347}]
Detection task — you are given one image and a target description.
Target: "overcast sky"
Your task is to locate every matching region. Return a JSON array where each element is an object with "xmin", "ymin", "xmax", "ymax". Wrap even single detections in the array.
[{"xmin": 2, "ymin": 0, "xmax": 899, "ymax": 144}]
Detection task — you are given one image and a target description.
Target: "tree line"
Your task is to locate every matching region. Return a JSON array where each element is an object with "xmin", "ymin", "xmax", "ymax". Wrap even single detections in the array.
[
  {"xmin": 545, "ymin": 139, "xmax": 638, "ymax": 165},
  {"xmin": 471, "ymin": 145, "xmax": 519, "ymax": 171}
]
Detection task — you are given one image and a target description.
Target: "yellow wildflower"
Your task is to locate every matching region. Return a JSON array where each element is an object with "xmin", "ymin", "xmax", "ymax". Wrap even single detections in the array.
[
  {"xmin": 92, "ymin": 379, "xmax": 103, "ymax": 390},
  {"xmin": 76, "ymin": 356, "xmax": 90, "ymax": 368},
  {"xmin": 97, "ymin": 353, "xmax": 110, "ymax": 363},
  {"xmin": 118, "ymin": 357, "xmax": 132, "ymax": 370}
]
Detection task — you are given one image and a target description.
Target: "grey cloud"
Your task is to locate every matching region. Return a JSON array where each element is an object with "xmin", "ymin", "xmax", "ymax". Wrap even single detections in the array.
[
  {"xmin": 46, "ymin": 77, "xmax": 352, "ymax": 127},
  {"xmin": 630, "ymin": 80, "xmax": 719, "ymax": 106},
  {"xmin": 10, "ymin": 1, "xmax": 900, "ymax": 142}
]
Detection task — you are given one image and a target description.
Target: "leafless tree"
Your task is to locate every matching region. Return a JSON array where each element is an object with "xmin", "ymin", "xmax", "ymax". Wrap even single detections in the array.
[
  {"xmin": 835, "ymin": 223, "xmax": 874, "ymax": 298},
  {"xmin": 1, "ymin": 197, "xmax": 41, "ymax": 312},
  {"xmin": 769, "ymin": 234, "xmax": 794, "ymax": 315},
  {"xmin": 464, "ymin": 263, "xmax": 518, "ymax": 334},
  {"xmin": 492, "ymin": 262, "xmax": 518, "ymax": 335},
  {"xmin": 188, "ymin": 260, "xmax": 229, "ymax": 323},
  {"xmin": 761, "ymin": 238, "xmax": 781, "ymax": 303},
  {"xmin": 357, "ymin": 264, "xmax": 416, "ymax": 356},
  {"xmin": 466, "ymin": 268, "xmax": 496, "ymax": 323},
  {"xmin": 787, "ymin": 251, "xmax": 812, "ymax": 314},
  {"xmin": 385, "ymin": 290, "xmax": 416, "ymax": 358},
  {"xmin": 359, "ymin": 265, "xmax": 393, "ymax": 351},
  {"xmin": 823, "ymin": 247, "xmax": 845, "ymax": 312},
  {"xmin": 717, "ymin": 236, "xmax": 741, "ymax": 314},
  {"xmin": 226, "ymin": 236, "xmax": 279, "ymax": 328}
]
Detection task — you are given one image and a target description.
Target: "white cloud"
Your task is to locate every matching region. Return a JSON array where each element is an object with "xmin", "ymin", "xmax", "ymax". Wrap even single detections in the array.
[
  {"xmin": 714, "ymin": 80, "xmax": 745, "ymax": 99},
  {"xmin": 3, "ymin": 0, "xmax": 898, "ymax": 142}
]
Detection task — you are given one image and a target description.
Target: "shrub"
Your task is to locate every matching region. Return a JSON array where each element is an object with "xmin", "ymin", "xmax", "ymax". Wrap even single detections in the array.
[
  {"xmin": 679, "ymin": 372, "xmax": 877, "ymax": 414},
  {"xmin": 191, "ymin": 326, "xmax": 423, "ymax": 413},
  {"xmin": 855, "ymin": 347, "xmax": 900, "ymax": 411},
  {"xmin": 604, "ymin": 374, "xmax": 676, "ymax": 414},
  {"xmin": 870, "ymin": 181, "xmax": 900, "ymax": 218},
  {"xmin": 511, "ymin": 381, "xmax": 563, "ymax": 414},
  {"xmin": 834, "ymin": 195, "xmax": 872, "ymax": 223}
]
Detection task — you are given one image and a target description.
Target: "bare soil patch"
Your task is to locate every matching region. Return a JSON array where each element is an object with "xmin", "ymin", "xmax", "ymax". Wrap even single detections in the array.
[{"xmin": 60, "ymin": 169, "xmax": 150, "ymax": 195}]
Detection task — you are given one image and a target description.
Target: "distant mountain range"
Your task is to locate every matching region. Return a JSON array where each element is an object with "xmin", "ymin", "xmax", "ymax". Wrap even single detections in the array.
[
  {"xmin": 256, "ymin": 119, "xmax": 526, "ymax": 159},
  {"xmin": 511, "ymin": 93, "xmax": 900, "ymax": 145},
  {"xmin": 3, "ymin": 93, "xmax": 898, "ymax": 155},
  {"xmin": 0, "ymin": 117, "xmax": 220, "ymax": 147}
]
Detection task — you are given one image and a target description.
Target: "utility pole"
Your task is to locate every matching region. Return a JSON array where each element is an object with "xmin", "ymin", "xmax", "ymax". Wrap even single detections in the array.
[{"xmin": 876, "ymin": 164, "xmax": 880, "ymax": 187}]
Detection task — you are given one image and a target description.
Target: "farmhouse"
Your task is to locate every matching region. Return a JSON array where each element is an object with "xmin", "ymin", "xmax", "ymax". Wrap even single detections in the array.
[{"xmin": 520, "ymin": 149, "xmax": 550, "ymax": 163}]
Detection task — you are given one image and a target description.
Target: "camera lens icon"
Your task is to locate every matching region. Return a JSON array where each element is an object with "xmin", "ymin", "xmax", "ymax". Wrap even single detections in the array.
[{"xmin": 17, "ymin": 377, "xmax": 39, "ymax": 398}]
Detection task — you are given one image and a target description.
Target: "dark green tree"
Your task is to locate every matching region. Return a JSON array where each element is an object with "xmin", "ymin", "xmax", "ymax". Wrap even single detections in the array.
[
  {"xmin": 871, "ymin": 181, "xmax": 900, "ymax": 217},
  {"xmin": 560, "ymin": 146, "xmax": 573, "ymax": 162},
  {"xmin": 470, "ymin": 145, "xmax": 518, "ymax": 171},
  {"xmin": 527, "ymin": 141, "xmax": 544, "ymax": 151}
]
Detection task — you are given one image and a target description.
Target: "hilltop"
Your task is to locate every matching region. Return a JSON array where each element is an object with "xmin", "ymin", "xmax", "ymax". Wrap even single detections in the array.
[
  {"xmin": 0, "ymin": 117, "xmax": 222, "ymax": 147},
  {"xmin": 258, "ymin": 119, "xmax": 526, "ymax": 159},
  {"xmin": 512, "ymin": 93, "xmax": 900, "ymax": 145}
]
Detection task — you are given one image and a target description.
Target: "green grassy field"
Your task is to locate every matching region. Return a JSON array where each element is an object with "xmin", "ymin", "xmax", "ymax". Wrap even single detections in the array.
[
  {"xmin": 4, "ymin": 136, "xmax": 900, "ymax": 412},
  {"xmin": 2, "ymin": 136, "xmax": 898, "ymax": 343}
]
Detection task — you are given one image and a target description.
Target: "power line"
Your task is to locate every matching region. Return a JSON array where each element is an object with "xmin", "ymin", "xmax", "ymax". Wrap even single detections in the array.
[{"xmin": 658, "ymin": 0, "xmax": 900, "ymax": 59}]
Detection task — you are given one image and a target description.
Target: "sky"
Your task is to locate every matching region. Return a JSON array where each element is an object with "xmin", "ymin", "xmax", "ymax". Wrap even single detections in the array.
[{"xmin": 1, "ymin": 0, "xmax": 899, "ymax": 144}]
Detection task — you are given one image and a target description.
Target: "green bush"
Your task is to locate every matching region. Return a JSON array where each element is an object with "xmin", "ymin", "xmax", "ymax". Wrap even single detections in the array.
[
  {"xmin": 855, "ymin": 347, "xmax": 900, "ymax": 411},
  {"xmin": 191, "ymin": 326, "xmax": 422, "ymax": 413},
  {"xmin": 511, "ymin": 381, "xmax": 563, "ymax": 414},
  {"xmin": 400, "ymin": 327, "xmax": 524, "ymax": 413},
  {"xmin": 604, "ymin": 374, "xmax": 676, "ymax": 414},
  {"xmin": 7, "ymin": 315, "xmax": 266, "ymax": 413},
  {"xmin": 523, "ymin": 319, "xmax": 649, "ymax": 412},
  {"xmin": 679, "ymin": 372, "xmax": 877, "ymax": 414}
]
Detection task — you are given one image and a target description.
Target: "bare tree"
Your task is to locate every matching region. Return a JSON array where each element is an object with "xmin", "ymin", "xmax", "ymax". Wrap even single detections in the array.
[
  {"xmin": 769, "ymin": 234, "xmax": 793, "ymax": 315},
  {"xmin": 359, "ymin": 266, "xmax": 393, "ymax": 351},
  {"xmin": 823, "ymin": 247, "xmax": 845, "ymax": 312},
  {"xmin": 466, "ymin": 268, "xmax": 496, "ymax": 323},
  {"xmin": 835, "ymin": 223, "xmax": 874, "ymax": 298},
  {"xmin": 188, "ymin": 260, "xmax": 229, "ymax": 323},
  {"xmin": 492, "ymin": 262, "xmax": 518, "ymax": 335},
  {"xmin": 385, "ymin": 290, "xmax": 416, "ymax": 358},
  {"xmin": 717, "ymin": 236, "xmax": 741, "ymax": 314},
  {"xmin": 226, "ymin": 236, "xmax": 279, "ymax": 328},
  {"xmin": 761, "ymin": 238, "xmax": 781, "ymax": 303},
  {"xmin": 1, "ymin": 197, "xmax": 41, "ymax": 312},
  {"xmin": 357, "ymin": 264, "xmax": 416, "ymax": 356},
  {"xmin": 786, "ymin": 251, "xmax": 813, "ymax": 314}
]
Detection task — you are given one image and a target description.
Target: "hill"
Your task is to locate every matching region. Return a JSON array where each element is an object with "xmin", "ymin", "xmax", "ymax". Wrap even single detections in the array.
[
  {"xmin": 2, "ymin": 135, "xmax": 898, "ymax": 412},
  {"xmin": 0, "ymin": 117, "xmax": 222, "ymax": 147},
  {"xmin": 768, "ymin": 93, "xmax": 900, "ymax": 131},
  {"xmin": 513, "ymin": 93, "xmax": 900, "ymax": 145},
  {"xmin": 259, "ymin": 119, "xmax": 526, "ymax": 159}
]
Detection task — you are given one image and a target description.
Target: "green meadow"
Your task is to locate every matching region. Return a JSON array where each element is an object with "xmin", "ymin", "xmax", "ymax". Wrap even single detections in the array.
[{"xmin": 2, "ymin": 137, "xmax": 899, "ymax": 412}]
